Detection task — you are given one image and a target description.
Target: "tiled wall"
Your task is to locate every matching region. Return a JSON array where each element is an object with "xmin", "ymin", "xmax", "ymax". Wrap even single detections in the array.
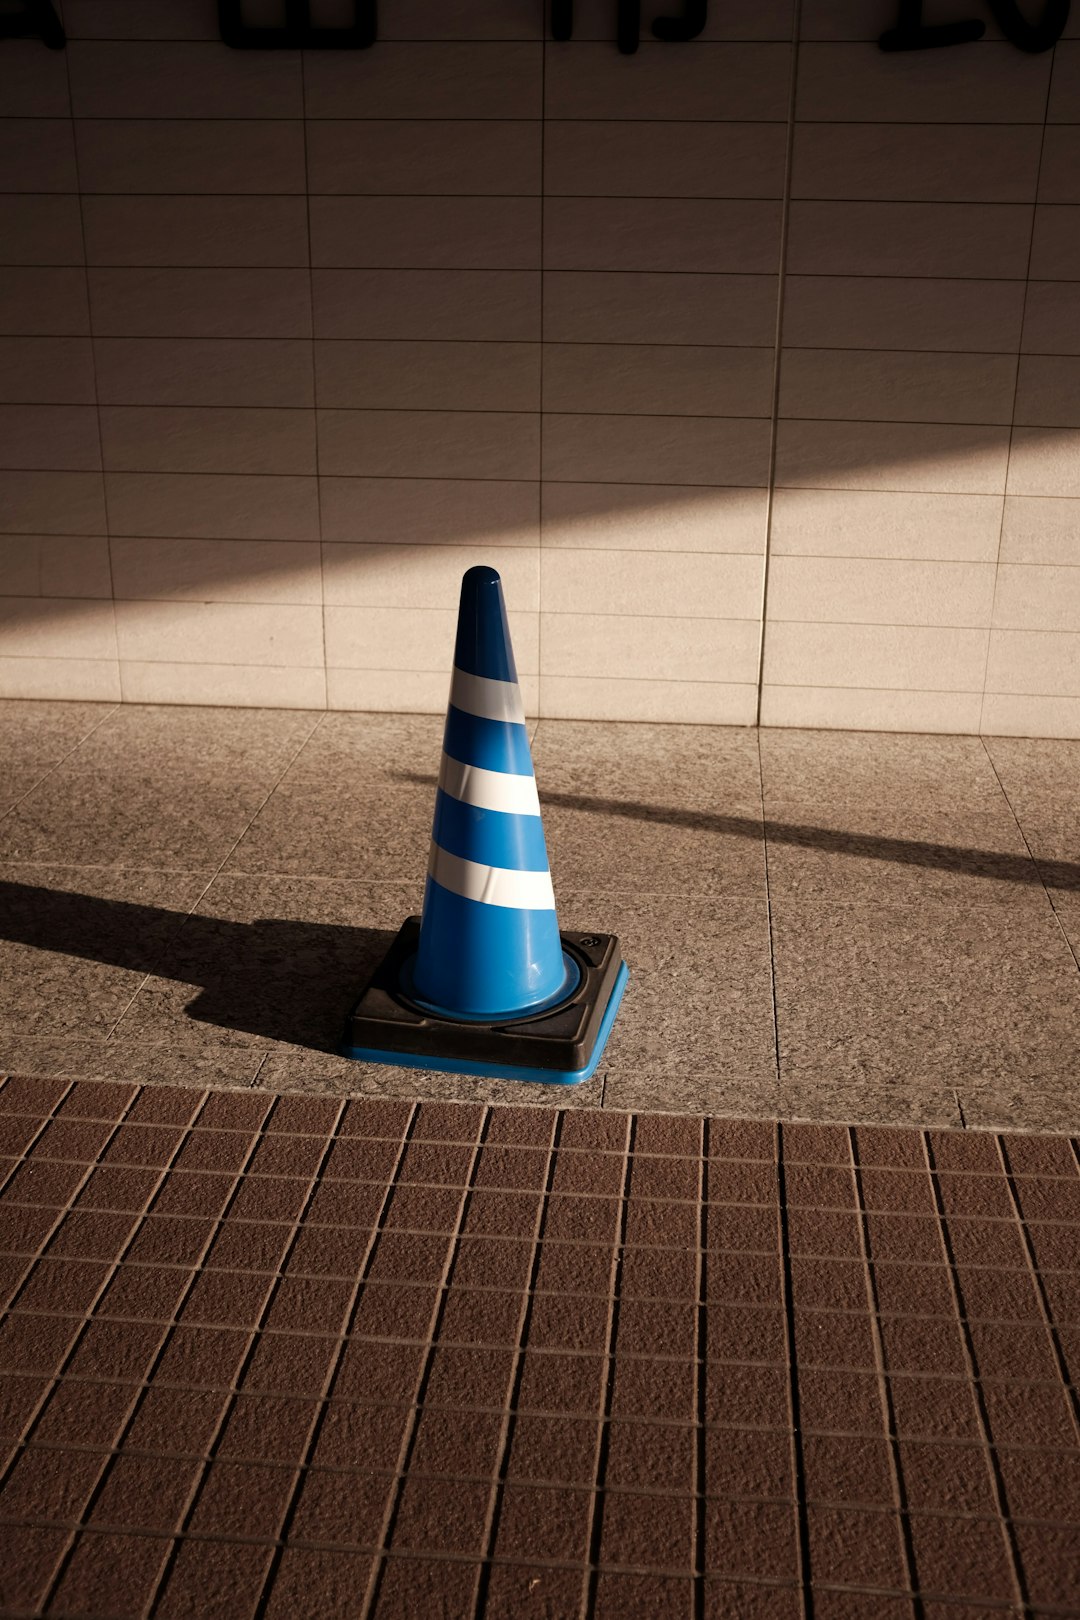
[{"xmin": 1, "ymin": 0, "xmax": 1077, "ymax": 736}]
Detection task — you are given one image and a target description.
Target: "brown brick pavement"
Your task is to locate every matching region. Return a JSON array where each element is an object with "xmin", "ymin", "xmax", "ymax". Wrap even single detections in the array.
[{"xmin": 1, "ymin": 1074, "xmax": 1079, "ymax": 1618}]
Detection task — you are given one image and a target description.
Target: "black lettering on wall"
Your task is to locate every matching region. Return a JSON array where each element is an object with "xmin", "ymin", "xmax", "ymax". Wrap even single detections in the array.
[
  {"xmin": 986, "ymin": 0, "xmax": 1070, "ymax": 51},
  {"xmin": 218, "ymin": 0, "xmax": 376, "ymax": 49},
  {"xmin": 652, "ymin": 1, "xmax": 708, "ymax": 41},
  {"xmin": 880, "ymin": 0, "xmax": 1071, "ymax": 49},
  {"xmin": 879, "ymin": 0, "xmax": 985, "ymax": 50},
  {"xmin": 0, "ymin": 0, "xmax": 65, "ymax": 49},
  {"xmin": 554, "ymin": 1, "xmax": 698, "ymax": 53}
]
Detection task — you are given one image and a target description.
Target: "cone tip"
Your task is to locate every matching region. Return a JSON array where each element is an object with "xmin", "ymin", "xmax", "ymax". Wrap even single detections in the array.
[{"xmin": 462, "ymin": 564, "xmax": 502, "ymax": 588}]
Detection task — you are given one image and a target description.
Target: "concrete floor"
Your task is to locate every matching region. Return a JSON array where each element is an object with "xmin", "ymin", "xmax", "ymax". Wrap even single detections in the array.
[{"xmin": 1, "ymin": 702, "xmax": 1078, "ymax": 1132}]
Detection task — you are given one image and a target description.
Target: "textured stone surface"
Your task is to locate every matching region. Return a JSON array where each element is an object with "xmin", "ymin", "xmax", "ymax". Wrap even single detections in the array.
[{"xmin": 1, "ymin": 1076, "xmax": 1079, "ymax": 1616}]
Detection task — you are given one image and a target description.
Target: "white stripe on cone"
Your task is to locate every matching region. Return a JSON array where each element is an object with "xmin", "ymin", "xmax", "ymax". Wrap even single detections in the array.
[
  {"xmin": 428, "ymin": 845, "xmax": 556, "ymax": 911},
  {"xmin": 438, "ymin": 753, "xmax": 541, "ymax": 817},
  {"xmin": 448, "ymin": 666, "xmax": 526, "ymax": 726}
]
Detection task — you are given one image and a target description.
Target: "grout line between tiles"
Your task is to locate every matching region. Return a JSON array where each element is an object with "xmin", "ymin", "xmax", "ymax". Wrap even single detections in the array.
[
  {"xmin": 921, "ymin": 1130, "xmax": 1030, "ymax": 1615},
  {"xmin": 357, "ymin": 1108, "xmax": 489, "ymax": 1620}
]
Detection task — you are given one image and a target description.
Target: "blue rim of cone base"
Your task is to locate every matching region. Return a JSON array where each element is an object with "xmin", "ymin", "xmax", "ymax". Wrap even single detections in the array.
[
  {"xmin": 398, "ymin": 948, "xmax": 581, "ymax": 1024},
  {"xmin": 344, "ymin": 959, "xmax": 628, "ymax": 1086}
]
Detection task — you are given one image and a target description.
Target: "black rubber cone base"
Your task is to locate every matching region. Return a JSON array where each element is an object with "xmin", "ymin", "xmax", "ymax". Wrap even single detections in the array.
[{"xmin": 343, "ymin": 917, "xmax": 627, "ymax": 1085}]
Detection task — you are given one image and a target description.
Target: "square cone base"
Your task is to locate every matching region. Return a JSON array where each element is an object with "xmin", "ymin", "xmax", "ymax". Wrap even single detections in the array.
[{"xmin": 343, "ymin": 917, "xmax": 627, "ymax": 1086}]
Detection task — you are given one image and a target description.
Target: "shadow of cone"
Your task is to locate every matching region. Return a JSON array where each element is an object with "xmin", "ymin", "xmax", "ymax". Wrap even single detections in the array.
[{"xmin": 343, "ymin": 565, "xmax": 628, "ymax": 1085}]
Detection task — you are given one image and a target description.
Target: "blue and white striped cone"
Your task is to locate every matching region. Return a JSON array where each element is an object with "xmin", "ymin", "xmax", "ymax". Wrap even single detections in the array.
[
  {"xmin": 406, "ymin": 565, "xmax": 579, "ymax": 1020},
  {"xmin": 343, "ymin": 563, "xmax": 627, "ymax": 1084}
]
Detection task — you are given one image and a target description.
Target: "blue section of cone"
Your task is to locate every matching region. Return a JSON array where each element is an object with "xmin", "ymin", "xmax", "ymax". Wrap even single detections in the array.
[
  {"xmin": 409, "ymin": 565, "xmax": 572, "ymax": 1022},
  {"xmin": 442, "ymin": 705, "xmax": 533, "ymax": 776},
  {"xmin": 407, "ymin": 878, "xmax": 577, "ymax": 1021},
  {"xmin": 453, "ymin": 564, "xmax": 518, "ymax": 682},
  {"xmin": 431, "ymin": 790, "xmax": 550, "ymax": 872}
]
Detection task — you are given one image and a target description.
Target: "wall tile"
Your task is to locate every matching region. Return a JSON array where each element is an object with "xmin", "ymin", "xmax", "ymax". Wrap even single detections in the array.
[
  {"xmin": 93, "ymin": 338, "xmax": 315, "ymax": 408},
  {"xmin": 981, "ymin": 693, "xmax": 1080, "ymax": 739},
  {"xmin": 775, "ymin": 420, "xmax": 1011, "ymax": 494},
  {"xmin": 540, "ymin": 611, "xmax": 760, "ymax": 683},
  {"xmin": 67, "ymin": 41, "xmax": 302, "ymax": 118},
  {"xmin": 303, "ymin": 43, "xmax": 542, "ymax": 119},
  {"xmin": 320, "ymin": 476, "xmax": 539, "ymax": 548},
  {"xmin": 1021, "ymin": 282, "xmax": 1080, "ymax": 357},
  {"xmin": 88, "ymin": 269, "xmax": 312, "ymax": 339},
  {"xmin": 99, "ymin": 405, "xmax": 317, "ymax": 476},
  {"xmin": 1014, "ymin": 356, "xmax": 1080, "ymax": 427},
  {"xmin": 541, "ymin": 548, "xmax": 763, "ymax": 619},
  {"xmin": 322, "ymin": 542, "xmax": 538, "ymax": 609},
  {"xmin": 0, "ymin": 405, "xmax": 101, "ymax": 472},
  {"xmin": 541, "ymin": 482, "xmax": 768, "ymax": 554},
  {"xmin": 327, "ymin": 667, "xmax": 461, "ymax": 714},
  {"xmin": 0, "ymin": 11, "xmax": 1074, "ymax": 735},
  {"xmin": 759, "ymin": 684, "xmax": 983, "ymax": 734},
  {"xmin": 105, "ymin": 472, "xmax": 319, "ymax": 540},
  {"xmin": 1006, "ymin": 428, "xmax": 1080, "ymax": 497},
  {"xmin": 1029, "ymin": 206, "xmax": 1080, "ymax": 280},
  {"xmin": 62, "ymin": 0, "xmax": 261, "ymax": 39},
  {"xmin": 318, "ymin": 409, "xmax": 540, "ymax": 480},
  {"xmin": 0, "ymin": 656, "xmax": 120, "ymax": 702},
  {"xmin": 767, "ymin": 556, "xmax": 996, "ymax": 628},
  {"xmin": 787, "ymin": 201, "xmax": 1033, "ymax": 278},
  {"xmin": 0, "ymin": 596, "xmax": 117, "ymax": 659},
  {"xmin": 544, "ymin": 121, "xmax": 788, "ymax": 199},
  {"xmin": 762, "ymin": 621, "xmax": 988, "ymax": 692},
  {"xmin": 543, "ymin": 344, "xmax": 773, "ymax": 418},
  {"xmin": 985, "ymin": 629, "xmax": 1080, "ymax": 697},
  {"xmin": 114, "ymin": 600, "xmax": 324, "ymax": 666},
  {"xmin": 0, "ymin": 120, "xmax": 77, "ymax": 193},
  {"xmin": 539, "ymin": 675, "xmax": 757, "ymax": 725},
  {"xmin": 795, "ymin": 41, "xmax": 1050, "ymax": 123},
  {"xmin": 0, "ymin": 338, "xmax": 96, "ymax": 405},
  {"xmin": 0, "ymin": 472, "xmax": 106, "ymax": 536},
  {"xmin": 120, "ymin": 661, "xmax": 326, "ymax": 709},
  {"xmin": 1047, "ymin": 38, "xmax": 1080, "ymax": 121},
  {"xmin": 74, "ymin": 119, "xmax": 307, "ymax": 194},
  {"xmin": 993, "ymin": 565, "xmax": 1080, "ymax": 632},
  {"xmin": 0, "ymin": 197, "xmax": 85, "ymax": 267},
  {"xmin": 1038, "ymin": 127, "xmax": 1080, "ymax": 206},
  {"xmin": 790, "ymin": 122, "xmax": 1042, "ymax": 204},
  {"xmin": 310, "ymin": 197, "xmax": 541, "ymax": 270},
  {"xmin": 306, "ymin": 120, "xmax": 540, "ymax": 196},
  {"xmin": 110, "ymin": 537, "xmax": 322, "ymax": 605},
  {"xmin": 779, "ymin": 349, "xmax": 1017, "ymax": 424},
  {"xmin": 312, "ymin": 269, "xmax": 539, "ymax": 341},
  {"xmin": 0, "ymin": 269, "xmax": 90, "ymax": 337},
  {"xmin": 0, "ymin": 535, "xmax": 112, "ymax": 599},
  {"xmin": 544, "ymin": 42, "xmax": 792, "ymax": 120},
  {"xmin": 543, "ymin": 414, "xmax": 772, "ymax": 486},
  {"xmin": 1, "ymin": 40, "xmax": 72, "ymax": 116},
  {"xmin": 769, "ymin": 488, "xmax": 1004, "ymax": 563},
  {"xmin": 81, "ymin": 196, "xmax": 309, "ymax": 269},
  {"xmin": 543, "ymin": 272, "xmax": 778, "ymax": 347},
  {"xmin": 782, "ymin": 275, "xmax": 1025, "ymax": 352},
  {"xmin": 324, "ymin": 605, "xmax": 539, "ymax": 674},
  {"xmin": 1000, "ymin": 496, "xmax": 1080, "ymax": 565},
  {"xmin": 545, "ymin": 198, "xmax": 782, "ymax": 274},
  {"xmin": 314, "ymin": 340, "xmax": 539, "ymax": 412}
]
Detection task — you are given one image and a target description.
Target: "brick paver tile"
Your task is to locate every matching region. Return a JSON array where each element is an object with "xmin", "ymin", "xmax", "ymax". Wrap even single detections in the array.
[{"xmin": 3, "ymin": 1077, "xmax": 1079, "ymax": 1618}]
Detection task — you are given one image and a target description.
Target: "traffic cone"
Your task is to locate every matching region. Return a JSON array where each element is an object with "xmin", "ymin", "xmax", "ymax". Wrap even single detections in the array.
[{"xmin": 343, "ymin": 565, "xmax": 628, "ymax": 1085}]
